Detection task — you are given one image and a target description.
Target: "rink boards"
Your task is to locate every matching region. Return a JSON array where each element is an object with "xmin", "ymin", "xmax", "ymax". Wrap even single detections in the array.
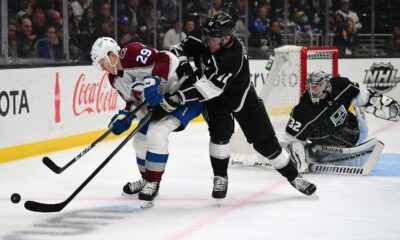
[{"xmin": 1, "ymin": 58, "xmax": 399, "ymax": 162}]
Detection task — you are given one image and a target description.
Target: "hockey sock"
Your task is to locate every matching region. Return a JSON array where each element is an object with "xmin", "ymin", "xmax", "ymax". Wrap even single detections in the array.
[
  {"xmin": 210, "ymin": 156, "xmax": 229, "ymax": 177},
  {"xmin": 276, "ymin": 160, "xmax": 298, "ymax": 182}
]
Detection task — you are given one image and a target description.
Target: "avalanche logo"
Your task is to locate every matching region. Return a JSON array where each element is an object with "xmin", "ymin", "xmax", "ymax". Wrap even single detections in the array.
[
  {"xmin": 330, "ymin": 105, "xmax": 347, "ymax": 127},
  {"xmin": 363, "ymin": 63, "xmax": 400, "ymax": 93}
]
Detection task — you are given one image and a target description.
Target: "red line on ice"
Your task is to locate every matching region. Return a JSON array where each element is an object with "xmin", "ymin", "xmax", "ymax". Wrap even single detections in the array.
[{"xmin": 165, "ymin": 180, "xmax": 287, "ymax": 240}]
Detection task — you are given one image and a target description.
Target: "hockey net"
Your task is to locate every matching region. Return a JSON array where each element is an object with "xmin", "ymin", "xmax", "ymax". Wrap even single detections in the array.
[{"xmin": 231, "ymin": 45, "xmax": 338, "ymax": 166}]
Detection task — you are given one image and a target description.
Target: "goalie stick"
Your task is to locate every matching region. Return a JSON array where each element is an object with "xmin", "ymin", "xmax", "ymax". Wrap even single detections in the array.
[
  {"xmin": 24, "ymin": 111, "xmax": 152, "ymax": 213},
  {"xmin": 42, "ymin": 102, "xmax": 146, "ymax": 174}
]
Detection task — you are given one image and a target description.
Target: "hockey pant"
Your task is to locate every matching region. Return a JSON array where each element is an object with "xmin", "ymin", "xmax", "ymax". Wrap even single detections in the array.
[{"xmin": 132, "ymin": 103, "xmax": 203, "ymax": 182}]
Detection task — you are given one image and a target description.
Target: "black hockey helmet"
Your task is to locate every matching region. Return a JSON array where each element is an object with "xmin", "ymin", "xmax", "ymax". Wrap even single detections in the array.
[
  {"xmin": 202, "ymin": 13, "xmax": 235, "ymax": 38},
  {"xmin": 306, "ymin": 71, "xmax": 332, "ymax": 104}
]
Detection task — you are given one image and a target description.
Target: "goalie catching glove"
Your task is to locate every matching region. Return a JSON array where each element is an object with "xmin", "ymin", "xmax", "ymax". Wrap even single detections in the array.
[
  {"xmin": 109, "ymin": 109, "xmax": 133, "ymax": 135},
  {"xmin": 366, "ymin": 90, "xmax": 400, "ymax": 122}
]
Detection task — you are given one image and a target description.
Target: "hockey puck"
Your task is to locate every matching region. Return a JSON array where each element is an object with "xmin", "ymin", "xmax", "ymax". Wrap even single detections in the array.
[{"xmin": 11, "ymin": 193, "xmax": 21, "ymax": 204}]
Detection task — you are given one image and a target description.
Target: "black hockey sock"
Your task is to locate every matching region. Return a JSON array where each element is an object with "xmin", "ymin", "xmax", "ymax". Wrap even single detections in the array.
[
  {"xmin": 276, "ymin": 160, "xmax": 298, "ymax": 182},
  {"xmin": 210, "ymin": 156, "xmax": 229, "ymax": 177}
]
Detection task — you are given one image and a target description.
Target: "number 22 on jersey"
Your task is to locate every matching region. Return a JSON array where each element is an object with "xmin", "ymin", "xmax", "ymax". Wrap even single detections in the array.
[{"xmin": 288, "ymin": 117, "xmax": 302, "ymax": 132}]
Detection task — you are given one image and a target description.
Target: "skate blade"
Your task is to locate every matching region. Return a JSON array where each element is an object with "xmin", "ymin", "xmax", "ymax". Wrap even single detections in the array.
[
  {"xmin": 308, "ymin": 192, "xmax": 319, "ymax": 200},
  {"xmin": 216, "ymin": 199, "xmax": 223, "ymax": 207},
  {"xmin": 140, "ymin": 201, "xmax": 155, "ymax": 209},
  {"xmin": 121, "ymin": 192, "xmax": 138, "ymax": 196}
]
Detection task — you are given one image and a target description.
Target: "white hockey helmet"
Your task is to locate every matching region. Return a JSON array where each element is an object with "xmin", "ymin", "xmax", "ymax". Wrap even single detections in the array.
[
  {"xmin": 306, "ymin": 71, "xmax": 332, "ymax": 104},
  {"xmin": 90, "ymin": 37, "xmax": 120, "ymax": 66}
]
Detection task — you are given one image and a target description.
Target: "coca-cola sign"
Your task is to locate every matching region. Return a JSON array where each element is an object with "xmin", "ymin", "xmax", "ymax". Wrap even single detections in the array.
[{"xmin": 73, "ymin": 73, "xmax": 118, "ymax": 116}]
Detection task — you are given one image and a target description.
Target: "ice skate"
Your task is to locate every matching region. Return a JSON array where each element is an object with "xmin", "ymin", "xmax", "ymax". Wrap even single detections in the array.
[
  {"xmin": 122, "ymin": 179, "xmax": 147, "ymax": 196},
  {"xmin": 138, "ymin": 181, "xmax": 160, "ymax": 208},
  {"xmin": 290, "ymin": 175, "xmax": 317, "ymax": 196},
  {"xmin": 212, "ymin": 176, "xmax": 228, "ymax": 206}
]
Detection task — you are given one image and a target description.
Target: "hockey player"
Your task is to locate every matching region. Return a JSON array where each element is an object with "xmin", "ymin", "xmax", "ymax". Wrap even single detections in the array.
[
  {"xmin": 90, "ymin": 37, "xmax": 203, "ymax": 207},
  {"xmin": 285, "ymin": 71, "xmax": 400, "ymax": 172},
  {"xmin": 147, "ymin": 13, "xmax": 317, "ymax": 199}
]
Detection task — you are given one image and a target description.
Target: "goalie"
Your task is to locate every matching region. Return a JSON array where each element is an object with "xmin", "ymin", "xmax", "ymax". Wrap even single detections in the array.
[{"xmin": 285, "ymin": 71, "xmax": 399, "ymax": 173}]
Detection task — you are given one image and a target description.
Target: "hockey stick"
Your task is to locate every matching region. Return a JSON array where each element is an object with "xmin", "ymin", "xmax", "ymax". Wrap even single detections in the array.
[
  {"xmin": 42, "ymin": 102, "xmax": 146, "ymax": 174},
  {"xmin": 25, "ymin": 112, "xmax": 152, "ymax": 213}
]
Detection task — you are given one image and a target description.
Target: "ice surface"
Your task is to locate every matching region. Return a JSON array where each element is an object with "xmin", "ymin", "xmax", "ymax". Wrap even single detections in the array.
[{"xmin": 0, "ymin": 117, "xmax": 399, "ymax": 240}]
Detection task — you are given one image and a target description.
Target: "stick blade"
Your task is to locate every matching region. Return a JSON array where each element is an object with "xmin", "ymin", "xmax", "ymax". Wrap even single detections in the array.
[
  {"xmin": 42, "ymin": 157, "xmax": 62, "ymax": 174},
  {"xmin": 24, "ymin": 200, "xmax": 65, "ymax": 213}
]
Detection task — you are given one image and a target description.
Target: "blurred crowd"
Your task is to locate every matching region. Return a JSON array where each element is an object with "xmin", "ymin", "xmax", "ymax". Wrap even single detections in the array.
[{"xmin": 5, "ymin": 0, "xmax": 400, "ymax": 64}]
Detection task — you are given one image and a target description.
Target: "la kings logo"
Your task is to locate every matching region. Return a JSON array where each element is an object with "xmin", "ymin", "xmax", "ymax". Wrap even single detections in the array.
[
  {"xmin": 363, "ymin": 63, "xmax": 400, "ymax": 93},
  {"xmin": 330, "ymin": 105, "xmax": 347, "ymax": 127}
]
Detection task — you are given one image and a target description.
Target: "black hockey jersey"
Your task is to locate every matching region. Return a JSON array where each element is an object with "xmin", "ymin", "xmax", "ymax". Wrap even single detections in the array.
[
  {"xmin": 286, "ymin": 77, "xmax": 361, "ymax": 142},
  {"xmin": 171, "ymin": 32, "xmax": 251, "ymax": 112}
]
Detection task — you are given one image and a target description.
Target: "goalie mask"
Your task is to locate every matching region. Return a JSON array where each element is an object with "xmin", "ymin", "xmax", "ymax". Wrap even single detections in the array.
[
  {"xmin": 306, "ymin": 71, "xmax": 332, "ymax": 104},
  {"xmin": 90, "ymin": 37, "xmax": 120, "ymax": 72}
]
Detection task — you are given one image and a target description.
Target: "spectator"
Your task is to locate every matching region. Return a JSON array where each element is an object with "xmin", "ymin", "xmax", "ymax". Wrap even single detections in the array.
[
  {"xmin": 335, "ymin": 0, "xmax": 362, "ymax": 31},
  {"xmin": 163, "ymin": 21, "xmax": 186, "ymax": 50},
  {"xmin": 79, "ymin": 7, "xmax": 97, "ymax": 37},
  {"xmin": 295, "ymin": 10, "xmax": 320, "ymax": 34},
  {"xmin": 36, "ymin": 26, "xmax": 63, "ymax": 60},
  {"xmin": 333, "ymin": 18, "xmax": 359, "ymax": 57},
  {"xmin": 210, "ymin": 0, "xmax": 223, "ymax": 17},
  {"xmin": 119, "ymin": 32, "xmax": 133, "ymax": 45},
  {"xmin": 259, "ymin": 19, "xmax": 282, "ymax": 51},
  {"xmin": 230, "ymin": 0, "xmax": 247, "ymax": 40},
  {"xmin": 272, "ymin": 1, "xmax": 296, "ymax": 32},
  {"xmin": 71, "ymin": 0, "xmax": 92, "ymax": 23},
  {"xmin": 384, "ymin": 26, "xmax": 400, "ymax": 57},
  {"xmin": 120, "ymin": 0, "xmax": 143, "ymax": 34},
  {"xmin": 16, "ymin": 1, "xmax": 33, "ymax": 20},
  {"xmin": 31, "ymin": 9, "xmax": 46, "ymax": 39},
  {"xmin": 8, "ymin": 20, "xmax": 19, "ymax": 63},
  {"xmin": 15, "ymin": 16, "xmax": 37, "ymax": 58},
  {"xmin": 251, "ymin": 3, "xmax": 271, "ymax": 37},
  {"xmin": 117, "ymin": 15, "xmax": 140, "ymax": 45},
  {"xmin": 98, "ymin": 2, "xmax": 114, "ymax": 25},
  {"xmin": 48, "ymin": 10, "xmax": 62, "ymax": 30},
  {"xmin": 183, "ymin": 19, "xmax": 196, "ymax": 36}
]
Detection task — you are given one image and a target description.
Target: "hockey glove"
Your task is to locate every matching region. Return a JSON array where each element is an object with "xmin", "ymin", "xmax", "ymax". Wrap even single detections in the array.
[
  {"xmin": 151, "ymin": 93, "xmax": 181, "ymax": 121},
  {"xmin": 365, "ymin": 91, "xmax": 400, "ymax": 122},
  {"xmin": 143, "ymin": 76, "xmax": 162, "ymax": 106},
  {"xmin": 108, "ymin": 109, "xmax": 133, "ymax": 135}
]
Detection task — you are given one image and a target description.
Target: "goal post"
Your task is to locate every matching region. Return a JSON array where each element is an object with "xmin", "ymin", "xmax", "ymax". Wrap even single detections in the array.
[{"xmin": 231, "ymin": 45, "xmax": 338, "ymax": 165}]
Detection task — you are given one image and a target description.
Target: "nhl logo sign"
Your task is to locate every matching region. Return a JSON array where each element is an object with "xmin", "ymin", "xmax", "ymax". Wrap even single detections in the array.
[{"xmin": 363, "ymin": 63, "xmax": 400, "ymax": 93}]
